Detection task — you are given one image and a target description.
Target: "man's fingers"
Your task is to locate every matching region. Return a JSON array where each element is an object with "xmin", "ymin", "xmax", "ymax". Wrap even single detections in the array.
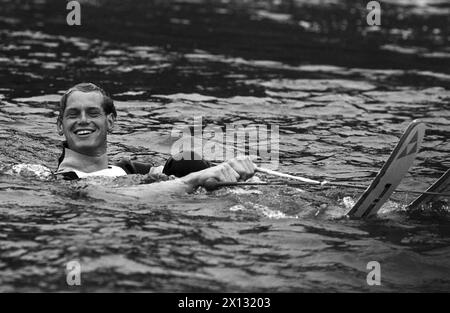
[
  {"xmin": 222, "ymin": 164, "xmax": 239, "ymax": 182},
  {"xmin": 215, "ymin": 169, "xmax": 227, "ymax": 182},
  {"xmin": 247, "ymin": 159, "xmax": 256, "ymax": 172},
  {"xmin": 227, "ymin": 160, "xmax": 245, "ymax": 178},
  {"xmin": 240, "ymin": 156, "xmax": 255, "ymax": 171},
  {"xmin": 239, "ymin": 157, "xmax": 256, "ymax": 179},
  {"xmin": 231, "ymin": 167, "xmax": 240, "ymax": 181},
  {"xmin": 226, "ymin": 157, "xmax": 256, "ymax": 181},
  {"xmin": 196, "ymin": 159, "xmax": 257, "ymax": 189},
  {"xmin": 242, "ymin": 160, "xmax": 253, "ymax": 176}
]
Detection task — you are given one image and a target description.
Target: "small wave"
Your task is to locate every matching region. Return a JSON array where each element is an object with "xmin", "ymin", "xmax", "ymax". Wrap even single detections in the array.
[
  {"xmin": 229, "ymin": 188, "xmax": 263, "ymax": 195},
  {"xmin": 229, "ymin": 202, "xmax": 298, "ymax": 219},
  {"xmin": 1, "ymin": 163, "xmax": 54, "ymax": 181},
  {"xmin": 252, "ymin": 203, "xmax": 297, "ymax": 219}
]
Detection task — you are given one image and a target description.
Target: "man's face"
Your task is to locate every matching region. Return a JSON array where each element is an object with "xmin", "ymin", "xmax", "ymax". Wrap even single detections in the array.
[{"xmin": 57, "ymin": 91, "xmax": 114, "ymax": 156}]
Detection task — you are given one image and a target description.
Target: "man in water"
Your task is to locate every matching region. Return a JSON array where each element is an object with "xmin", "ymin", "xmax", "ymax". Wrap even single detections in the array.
[{"xmin": 56, "ymin": 83, "xmax": 255, "ymax": 193}]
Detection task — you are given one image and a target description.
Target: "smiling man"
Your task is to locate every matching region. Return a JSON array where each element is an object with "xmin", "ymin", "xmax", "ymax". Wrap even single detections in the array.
[
  {"xmin": 56, "ymin": 83, "xmax": 128, "ymax": 178},
  {"xmin": 56, "ymin": 83, "xmax": 255, "ymax": 192}
]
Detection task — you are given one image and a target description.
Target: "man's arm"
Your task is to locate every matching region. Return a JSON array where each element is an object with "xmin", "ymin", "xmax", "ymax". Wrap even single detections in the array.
[{"xmin": 110, "ymin": 157, "xmax": 255, "ymax": 200}]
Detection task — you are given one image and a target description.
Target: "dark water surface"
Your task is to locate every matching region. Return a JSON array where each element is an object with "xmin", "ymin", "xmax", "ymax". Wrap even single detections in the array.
[{"xmin": 0, "ymin": 0, "xmax": 449, "ymax": 292}]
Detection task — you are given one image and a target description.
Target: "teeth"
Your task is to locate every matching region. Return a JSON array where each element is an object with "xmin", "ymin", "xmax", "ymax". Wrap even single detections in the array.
[{"xmin": 76, "ymin": 130, "xmax": 94, "ymax": 135}]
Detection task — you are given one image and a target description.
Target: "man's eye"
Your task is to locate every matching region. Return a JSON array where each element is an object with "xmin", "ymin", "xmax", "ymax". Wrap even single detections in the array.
[{"xmin": 88, "ymin": 110, "xmax": 102, "ymax": 116}]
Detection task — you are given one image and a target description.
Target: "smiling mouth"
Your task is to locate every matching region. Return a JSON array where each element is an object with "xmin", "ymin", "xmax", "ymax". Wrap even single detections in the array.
[{"xmin": 74, "ymin": 129, "xmax": 96, "ymax": 136}]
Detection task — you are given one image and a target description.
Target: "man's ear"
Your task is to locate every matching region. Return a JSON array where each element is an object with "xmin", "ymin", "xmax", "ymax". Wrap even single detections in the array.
[
  {"xmin": 106, "ymin": 114, "xmax": 115, "ymax": 133},
  {"xmin": 56, "ymin": 118, "xmax": 64, "ymax": 136}
]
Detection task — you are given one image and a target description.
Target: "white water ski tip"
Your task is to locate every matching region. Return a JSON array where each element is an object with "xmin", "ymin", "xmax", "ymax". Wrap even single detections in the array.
[{"xmin": 347, "ymin": 120, "xmax": 425, "ymax": 219}]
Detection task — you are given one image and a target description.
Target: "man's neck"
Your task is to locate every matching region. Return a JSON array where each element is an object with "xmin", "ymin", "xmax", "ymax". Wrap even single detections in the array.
[
  {"xmin": 57, "ymin": 148, "xmax": 109, "ymax": 173},
  {"xmin": 75, "ymin": 146, "xmax": 107, "ymax": 157}
]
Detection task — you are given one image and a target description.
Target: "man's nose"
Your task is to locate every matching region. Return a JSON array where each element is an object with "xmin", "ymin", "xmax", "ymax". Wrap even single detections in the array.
[{"xmin": 78, "ymin": 111, "xmax": 89, "ymax": 124}]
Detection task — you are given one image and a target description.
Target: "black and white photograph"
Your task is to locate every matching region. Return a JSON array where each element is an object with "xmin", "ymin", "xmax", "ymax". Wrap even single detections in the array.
[{"xmin": 0, "ymin": 0, "xmax": 449, "ymax": 297}]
